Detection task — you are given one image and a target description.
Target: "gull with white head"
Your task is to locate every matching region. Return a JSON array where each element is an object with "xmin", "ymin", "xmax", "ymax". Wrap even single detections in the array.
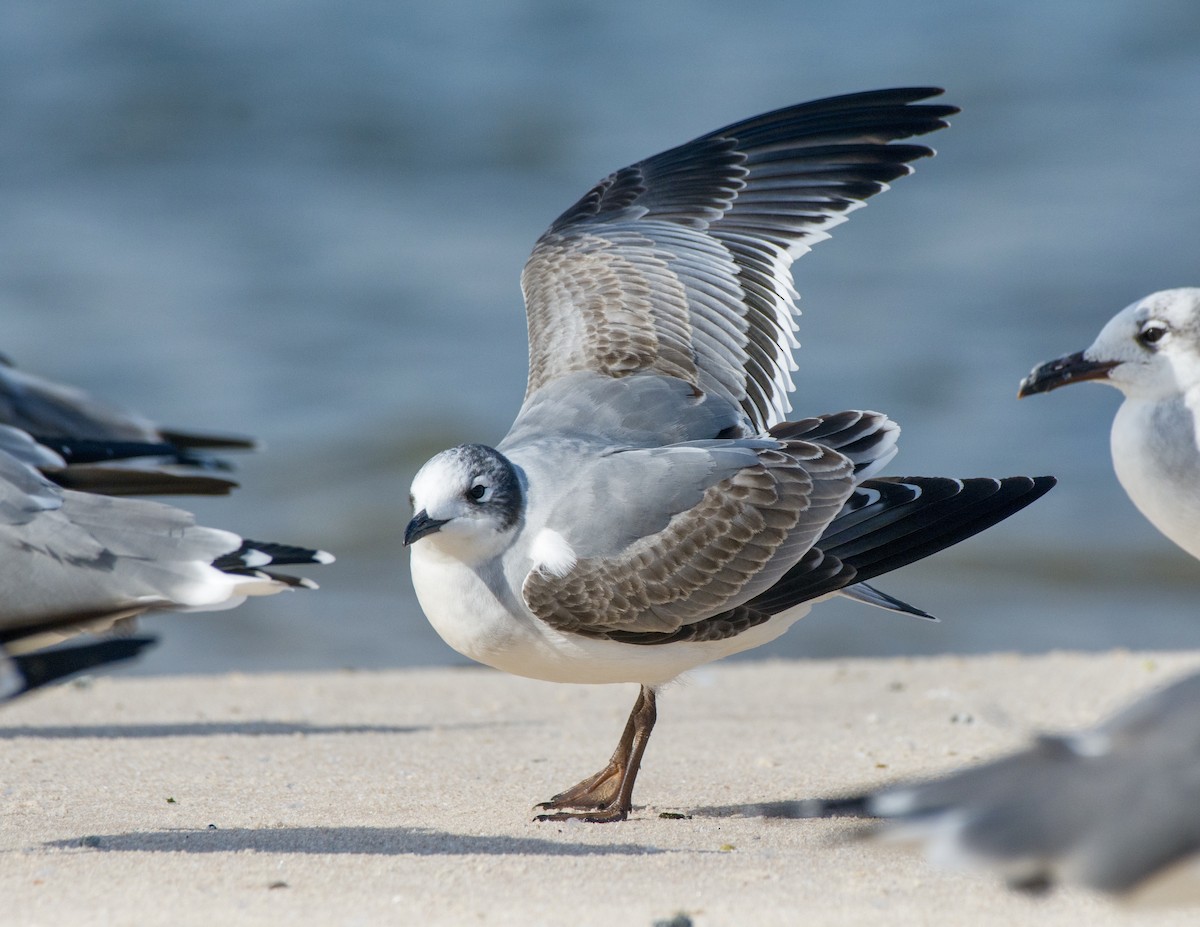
[
  {"xmin": 796, "ymin": 289, "xmax": 1200, "ymax": 898},
  {"xmin": 1020, "ymin": 288, "xmax": 1200, "ymax": 560},
  {"xmin": 405, "ymin": 88, "xmax": 1054, "ymax": 822}
]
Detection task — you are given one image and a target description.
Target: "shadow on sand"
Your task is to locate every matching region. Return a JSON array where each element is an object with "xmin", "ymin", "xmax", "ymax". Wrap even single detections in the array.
[{"xmin": 47, "ymin": 825, "xmax": 664, "ymax": 857}]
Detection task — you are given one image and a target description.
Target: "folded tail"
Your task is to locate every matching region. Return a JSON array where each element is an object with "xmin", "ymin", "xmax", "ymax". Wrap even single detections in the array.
[{"xmin": 748, "ymin": 475, "xmax": 1056, "ymax": 616}]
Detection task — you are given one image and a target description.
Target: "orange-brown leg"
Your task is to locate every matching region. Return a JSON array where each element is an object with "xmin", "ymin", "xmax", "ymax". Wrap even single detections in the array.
[{"xmin": 535, "ymin": 685, "xmax": 657, "ymax": 823}]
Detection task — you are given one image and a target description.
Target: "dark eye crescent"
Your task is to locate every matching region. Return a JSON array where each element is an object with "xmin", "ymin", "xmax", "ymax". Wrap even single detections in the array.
[
  {"xmin": 468, "ymin": 484, "xmax": 487, "ymax": 501},
  {"xmin": 1137, "ymin": 323, "xmax": 1168, "ymax": 347}
]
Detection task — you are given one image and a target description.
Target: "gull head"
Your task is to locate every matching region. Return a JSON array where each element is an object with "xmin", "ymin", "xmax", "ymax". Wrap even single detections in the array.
[
  {"xmin": 1019, "ymin": 288, "xmax": 1200, "ymax": 402},
  {"xmin": 405, "ymin": 444, "xmax": 525, "ymax": 561}
]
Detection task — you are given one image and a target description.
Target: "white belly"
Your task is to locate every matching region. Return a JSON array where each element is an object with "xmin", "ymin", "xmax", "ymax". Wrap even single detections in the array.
[
  {"xmin": 409, "ymin": 543, "xmax": 812, "ymax": 686},
  {"xmin": 409, "ymin": 544, "xmax": 526, "ymax": 667},
  {"xmin": 1111, "ymin": 396, "xmax": 1200, "ymax": 560}
]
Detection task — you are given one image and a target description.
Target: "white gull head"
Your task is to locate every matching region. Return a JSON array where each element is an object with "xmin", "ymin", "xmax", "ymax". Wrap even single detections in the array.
[
  {"xmin": 404, "ymin": 443, "xmax": 525, "ymax": 565},
  {"xmin": 1019, "ymin": 287, "xmax": 1200, "ymax": 562},
  {"xmin": 1019, "ymin": 288, "xmax": 1200, "ymax": 401}
]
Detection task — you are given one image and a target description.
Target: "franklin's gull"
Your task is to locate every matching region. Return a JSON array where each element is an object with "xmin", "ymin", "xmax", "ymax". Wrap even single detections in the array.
[{"xmin": 404, "ymin": 88, "xmax": 1054, "ymax": 822}]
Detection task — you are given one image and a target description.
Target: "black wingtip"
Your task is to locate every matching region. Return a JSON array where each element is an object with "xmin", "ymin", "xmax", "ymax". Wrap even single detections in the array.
[
  {"xmin": 842, "ymin": 474, "xmax": 1057, "ymax": 581},
  {"xmin": 213, "ymin": 539, "xmax": 335, "ymax": 573},
  {"xmin": 7, "ymin": 636, "xmax": 158, "ymax": 698},
  {"xmin": 751, "ymin": 474, "xmax": 1057, "ymax": 617},
  {"xmin": 843, "ymin": 581, "xmax": 939, "ymax": 621},
  {"xmin": 49, "ymin": 466, "xmax": 240, "ymax": 497},
  {"xmin": 158, "ymin": 429, "xmax": 259, "ymax": 452},
  {"xmin": 796, "ymin": 85, "xmax": 955, "ymax": 112},
  {"xmin": 32, "ymin": 436, "xmax": 245, "ymax": 474},
  {"xmin": 870, "ymin": 86, "xmax": 959, "ymax": 122}
]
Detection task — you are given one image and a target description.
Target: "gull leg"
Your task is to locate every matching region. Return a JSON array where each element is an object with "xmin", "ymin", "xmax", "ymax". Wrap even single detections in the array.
[{"xmin": 535, "ymin": 685, "xmax": 657, "ymax": 823}]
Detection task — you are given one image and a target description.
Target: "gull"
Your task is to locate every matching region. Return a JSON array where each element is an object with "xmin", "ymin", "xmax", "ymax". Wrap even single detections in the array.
[
  {"xmin": 1019, "ymin": 288, "xmax": 1200, "ymax": 561},
  {"xmin": 0, "ymin": 354, "xmax": 256, "ymax": 496},
  {"xmin": 805, "ymin": 668, "xmax": 1200, "ymax": 901},
  {"xmin": 404, "ymin": 87, "xmax": 1054, "ymax": 823},
  {"xmin": 0, "ymin": 442, "xmax": 332, "ymax": 698},
  {"xmin": 796, "ymin": 288, "xmax": 1200, "ymax": 897}
]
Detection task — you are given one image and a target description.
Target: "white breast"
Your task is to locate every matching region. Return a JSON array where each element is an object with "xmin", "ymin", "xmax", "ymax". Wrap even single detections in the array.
[
  {"xmin": 1111, "ymin": 394, "xmax": 1200, "ymax": 560},
  {"xmin": 408, "ymin": 543, "xmax": 523, "ymax": 666}
]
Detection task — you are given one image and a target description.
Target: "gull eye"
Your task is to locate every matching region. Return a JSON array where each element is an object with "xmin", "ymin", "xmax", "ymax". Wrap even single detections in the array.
[
  {"xmin": 1137, "ymin": 322, "xmax": 1168, "ymax": 348},
  {"xmin": 467, "ymin": 483, "xmax": 491, "ymax": 503}
]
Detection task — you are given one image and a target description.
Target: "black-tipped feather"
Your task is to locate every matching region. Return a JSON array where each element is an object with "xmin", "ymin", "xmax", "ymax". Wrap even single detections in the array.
[
  {"xmin": 156, "ymin": 429, "xmax": 257, "ymax": 452},
  {"xmin": 844, "ymin": 582, "xmax": 936, "ymax": 620},
  {"xmin": 48, "ymin": 466, "xmax": 238, "ymax": 497},
  {"xmin": 522, "ymin": 88, "xmax": 958, "ymax": 432},
  {"xmin": 33, "ymin": 434, "xmax": 242, "ymax": 477},
  {"xmin": 35, "ymin": 437, "xmax": 191, "ymax": 465},
  {"xmin": 817, "ymin": 478, "xmax": 995, "ymax": 557},
  {"xmin": 6, "ymin": 637, "xmax": 157, "ymax": 699},
  {"xmin": 212, "ymin": 539, "xmax": 331, "ymax": 572},
  {"xmin": 613, "ymin": 476, "xmax": 1054, "ymax": 645},
  {"xmin": 769, "ymin": 411, "xmax": 897, "ymax": 474},
  {"xmin": 833, "ymin": 476, "xmax": 1055, "ymax": 578},
  {"xmin": 751, "ymin": 476, "xmax": 1056, "ymax": 615}
]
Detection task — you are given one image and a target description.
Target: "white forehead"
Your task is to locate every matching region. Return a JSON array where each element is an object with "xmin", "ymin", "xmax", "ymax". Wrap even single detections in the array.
[
  {"xmin": 1092, "ymin": 288, "xmax": 1200, "ymax": 350},
  {"xmin": 1135, "ymin": 287, "xmax": 1200, "ymax": 320},
  {"xmin": 410, "ymin": 450, "xmax": 474, "ymax": 505}
]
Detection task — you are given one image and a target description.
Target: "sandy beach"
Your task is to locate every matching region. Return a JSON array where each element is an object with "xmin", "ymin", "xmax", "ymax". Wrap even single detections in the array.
[{"xmin": 2, "ymin": 650, "xmax": 1198, "ymax": 926}]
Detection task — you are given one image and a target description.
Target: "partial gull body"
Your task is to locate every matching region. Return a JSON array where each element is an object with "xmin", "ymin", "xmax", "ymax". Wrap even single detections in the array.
[
  {"xmin": 404, "ymin": 88, "xmax": 1054, "ymax": 822},
  {"xmin": 806, "ymin": 667, "xmax": 1200, "ymax": 902},
  {"xmin": 0, "ymin": 355, "xmax": 257, "ymax": 496},
  {"xmin": 0, "ymin": 441, "xmax": 332, "ymax": 699},
  {"xmin": 0, "ymin": 637, "xmax": 157, "ymax": 700},
  {"xmin": 802, "ymin": 288, "xmax": 1200, "ymax": 899},
  {"xmin": 1020, "ymin": 288, "xmax": 1200, "ymax": 561},
  {"xmin": 0, "ymin": 364, "xmax": 333, "ymax": 700}
]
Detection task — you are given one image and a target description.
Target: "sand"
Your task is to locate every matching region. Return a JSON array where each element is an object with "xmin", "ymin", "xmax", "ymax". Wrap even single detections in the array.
[{"xmin": 1, "ymin": 650, "xmax": 1197, "ymax": 926}]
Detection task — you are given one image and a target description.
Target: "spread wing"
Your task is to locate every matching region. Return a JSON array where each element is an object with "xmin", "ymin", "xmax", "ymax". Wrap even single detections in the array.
[
  {"xmin": 522, "ymin": 439, "xmax": 855, "ymax": 638},
  {"xmin": 520, "ymin": 87, "xmax": 956, "ymax": 431}
]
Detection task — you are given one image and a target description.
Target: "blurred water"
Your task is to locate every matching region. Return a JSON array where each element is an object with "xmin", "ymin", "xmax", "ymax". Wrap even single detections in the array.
[{"xmin": 3, "ymin": 1, "xmax": 1199, "ymax": 673}]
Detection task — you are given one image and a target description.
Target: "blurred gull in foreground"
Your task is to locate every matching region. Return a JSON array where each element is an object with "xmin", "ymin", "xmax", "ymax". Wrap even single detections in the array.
[
  {"xmin": 803, "ymin": 289, "xmax": 1200, "ymax": 900},
  {"xmin": 404, "ymin": 87, "xmax": 1054, "ymax": 822},
  {"xmin": 808, "ymin": 668, "xmax": 1200, "ymax": 902}
]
